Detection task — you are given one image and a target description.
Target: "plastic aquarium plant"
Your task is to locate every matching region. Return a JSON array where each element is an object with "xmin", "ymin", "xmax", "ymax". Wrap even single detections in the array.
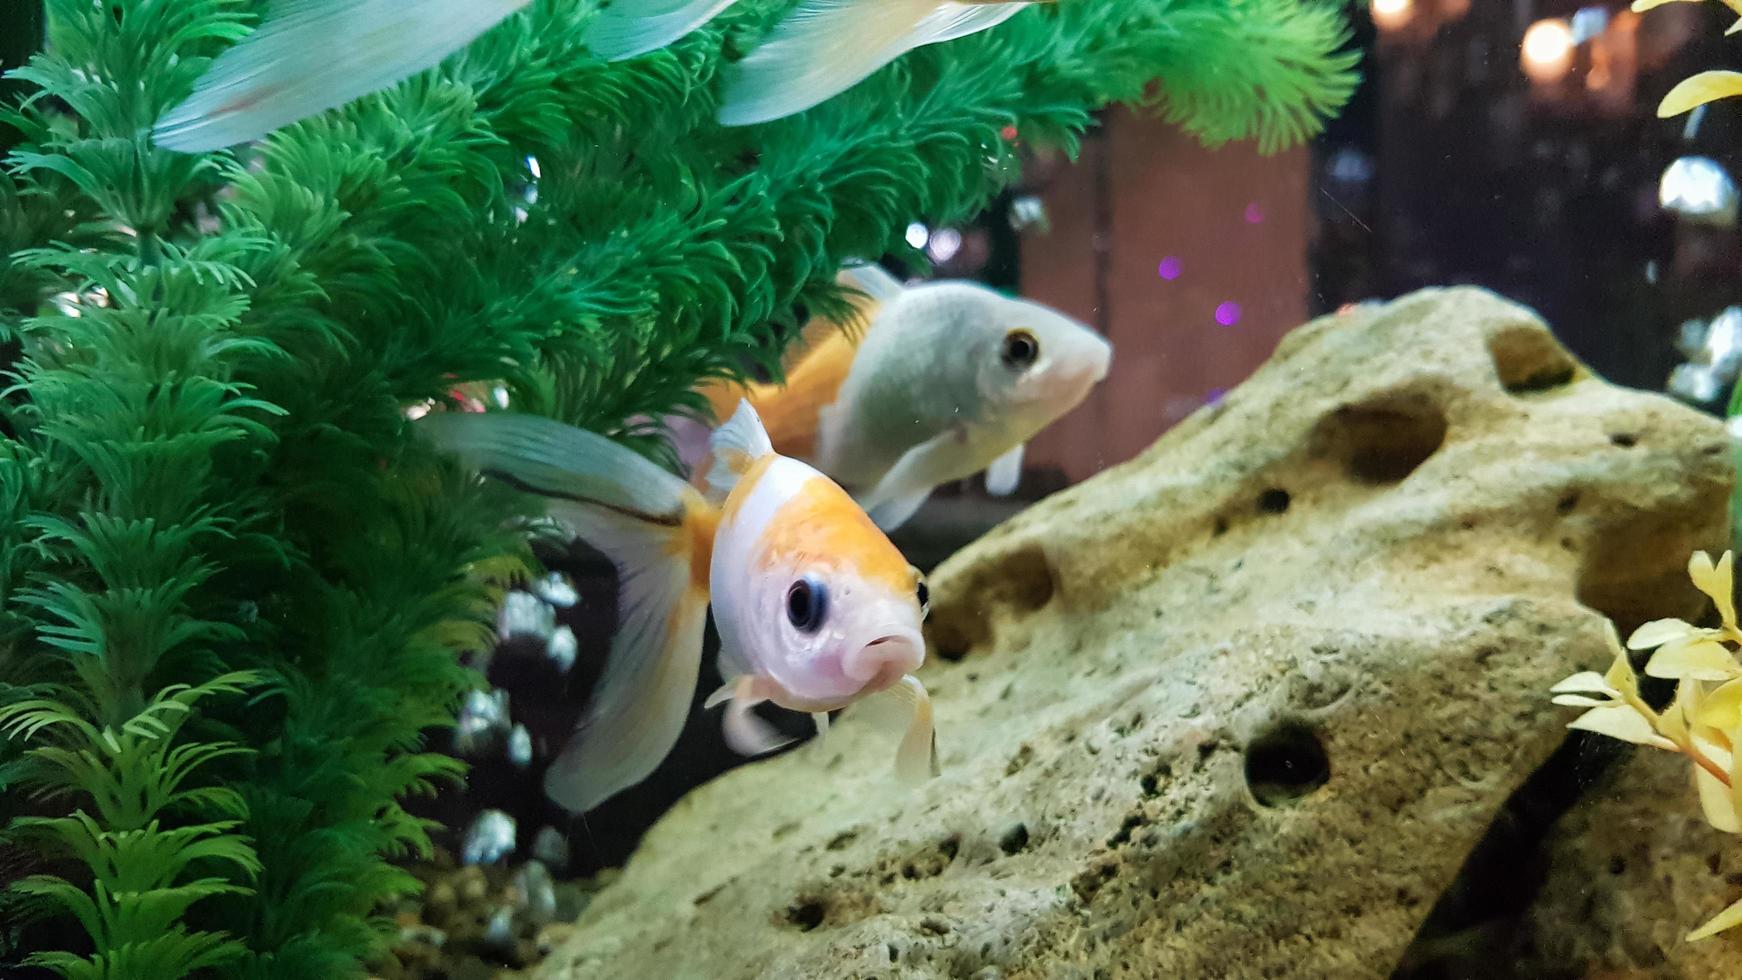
[
  {"xmin": 0, "ymin": 0, "xmax": 1357, "ymax": 975},
  {"xmin": 1552, "ymin": 551, "xmax": 1742, "ymax": 940}
]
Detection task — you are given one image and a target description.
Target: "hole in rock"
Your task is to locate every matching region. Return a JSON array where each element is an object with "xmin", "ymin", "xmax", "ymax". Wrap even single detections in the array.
[
  {"xmin": 1609, "ymin": 432, "xmax": 1637, "ymax": 448},
  {"xmin": 1002, "ymin": 546, "xmax": 1057, "ymax": 611},
  {"xmin": 1487, "ymin": 323, "xmax": 1578, "ymax": 394},
  {"xmin": 785, "ymin": 898, "xmax": 826, "ymax": 931},
  {"xmin": 1244, "ymin": 723, "xmax": 1330, "ymax": 806},
  {"xmin": 1309, "ymin": 393, "xmax": 1448, "ymax": 485},
  {"xmin": 999, "ymin": 823, "xmax": 1030, "ymax": 855},
  {"xmin": 1258, "ymin": 489, "xmax": 1292, "ymax": 514},
  {"xmin": 924, "ymin": 547, "xmax": 1054, "ymax": 663},
  {"xmin": 1575, "ymin": 517, "xmax": 1710, "ymax": 641}
]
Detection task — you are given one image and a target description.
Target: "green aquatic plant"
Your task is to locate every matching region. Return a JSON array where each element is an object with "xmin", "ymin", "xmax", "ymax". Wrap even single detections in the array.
[
  {"xmin": 0, "ymin": 0, "xmax": 1356, "ymax": 975},
  {"xmin": 1552, "ymin": 551, "xmax": 1742, "ymax": 940}
]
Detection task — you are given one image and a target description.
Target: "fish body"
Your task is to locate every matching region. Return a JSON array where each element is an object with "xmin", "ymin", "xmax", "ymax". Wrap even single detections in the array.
[
  {"xmin": 421, "ymin": 401, "xmax": 937, "ymax": 813},
  {"xmin": 154, "ymin": 0, "xmax": 1041, "ymax": 151},
  {"xmin": 698, "ymin": 263, "xmax": 1111, "ymax": 529}
]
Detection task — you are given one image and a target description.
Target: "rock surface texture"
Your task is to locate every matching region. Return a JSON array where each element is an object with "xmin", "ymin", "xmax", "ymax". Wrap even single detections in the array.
[{"xmin": 538, "ymin": 288, "xmax": 1734, "ymax": 979}]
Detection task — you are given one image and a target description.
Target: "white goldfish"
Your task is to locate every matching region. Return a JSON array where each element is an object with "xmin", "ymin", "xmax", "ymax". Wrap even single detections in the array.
[
  {"xmin": 421, "ymin": 401, "xmax": 937, "ymax": 813},
  {"xmin": 153, "ymin": 0, "xmax": 1042, "ymax": 152},
  {"xmin": 694, "ymin": 263, "xmax": 1111, "ymax": 530}
]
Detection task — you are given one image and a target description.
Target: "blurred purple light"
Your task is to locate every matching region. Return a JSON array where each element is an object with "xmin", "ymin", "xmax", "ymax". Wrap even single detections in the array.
[
  {"xmin": 1244, "ymin": 202, "xmax": 1265, "ymax": 224},
  {"xmin": 1214, "ymin": 301, "xmax": 1242, "ymax": 327},
  {"xmin": 1207, "ymin": 387, "xmax": 1227, "ymax": 404},
  {"xmin": 1157, "ymin": 256, "xmax": 1182, "ymax": 280}
]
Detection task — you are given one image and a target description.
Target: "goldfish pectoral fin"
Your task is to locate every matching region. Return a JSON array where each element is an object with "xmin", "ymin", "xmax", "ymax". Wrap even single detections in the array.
[
  {"xmin": 702, "ymin": 401, "xmax": 775, "ymax": 503},
  {"xmin": 887, "ymin": 675, "xmax": 939, "ymax": 784},
  {"xmin": 984, "ymin": 443, "xmax": 1025, "ymax": 497},
  {"xmin": 710, "ymin": 674, "xmax": 795, "ymax": 756},
  {"xmin": 868, "ymin": 489, "xmax": 933, "ymax": 532},
  {"xmin": 719, "ymin": 0, "xmax": 993, "ymax": 127},
  {"xmin": 703, "ymin": 680, "xmax": 735, "ymax": 710},
  {"xmin": 860, "ymin": 429, "xmax": 964, "ymax": 529},
  {"xmin": 585, "ymin": 0, "xmax": 741, "ymax": 61},
  {"xmin": 723, "ymin": 698, "xmax": 796, "ymax": 756},
  {"xmin": 812, "ymin": 712, "xmax": 831, "ymax": 738},
  {"xmin": 154, "ymin": 0, "xmax": 532, "ymax": 152}
]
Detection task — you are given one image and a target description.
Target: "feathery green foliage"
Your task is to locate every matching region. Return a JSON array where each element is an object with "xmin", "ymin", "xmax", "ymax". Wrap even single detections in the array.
[{"xmin": 0, "ymin": 0, "xmax": 1356, "ymax": 974}]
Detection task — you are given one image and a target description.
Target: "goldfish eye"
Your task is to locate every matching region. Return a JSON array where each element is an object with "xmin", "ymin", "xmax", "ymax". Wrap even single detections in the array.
[
  {"xmin": 1002, "ymin": 329, "xmax": 1039, "ymax": 370},
  {"xmin": 786, "ymin": 576, "xmax": 828, "ymax": 633}
]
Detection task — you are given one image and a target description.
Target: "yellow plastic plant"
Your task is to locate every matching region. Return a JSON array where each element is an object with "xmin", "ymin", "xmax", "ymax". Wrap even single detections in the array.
[
  {"xmin": 1552, "ymin": 551, "xmax": 1742, "ymax": 940},
  {"xmin": 1634, "ymin": 0, "xmax": 1742, "ymax": 115}
]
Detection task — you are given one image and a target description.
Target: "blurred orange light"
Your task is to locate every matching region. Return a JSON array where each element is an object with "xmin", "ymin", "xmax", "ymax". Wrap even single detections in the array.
[
  {"xmin": 1522, "ymin": 18, "xmax": 1575, "ymax": 83},
  {"xmin": 1372, "ymin": 0, "xmax": 1413, "ymax": 31}
]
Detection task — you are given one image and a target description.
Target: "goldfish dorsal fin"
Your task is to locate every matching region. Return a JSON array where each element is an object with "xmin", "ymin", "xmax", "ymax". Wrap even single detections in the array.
[
  {"xmin": 838, "ymin": 261, "xmax": 905, "ymax": 303},
  {"xmin": 704, "ymin": 399, "xmax": 775, "ymax": 501}
]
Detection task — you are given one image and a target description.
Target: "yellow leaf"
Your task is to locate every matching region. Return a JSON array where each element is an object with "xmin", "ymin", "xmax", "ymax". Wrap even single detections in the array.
[
  {"xmin": 1629, "ymin": 618, "xmax": 1703, "ymax": 650},
  {"xmin": 1689, "ymin": 551, "xmax": 1740, "ymax": 629},
  {"xmin": 1550, "ymin": 671, "xmax": 1618, "ymax": 695},
  {"xmin": 1696, "ymin": 763, "xmax": 1742, "ymax": 833},
  {"xmin": 1689, "ymin": 895, "xmax": 1742, "ymax": 941},
  {"xmin": 1552, "ymin": 693, "xmax": 1611, "ymax": 707},
  {"xmin": 1647, "ymin": 639, "xmax": 1742, "ymax": 681},
  {"xmin": 1730, "ymin": 16, "xmax": 1742, "ymax": 34},
  {"xmin": 1605, "ymin": 652, "xmax": 1642, "ymax": 698},
  {"xmin": 1698, "ymin": 679, "xmax": 1742, "ymax": 731},
  {"xmin": 1661, "ymin": 72, "xmax": 1742, "ymax": 116},
  {"xmin": 1569, "ymin": 704, "xmax": 1676, "ymax": 749}
]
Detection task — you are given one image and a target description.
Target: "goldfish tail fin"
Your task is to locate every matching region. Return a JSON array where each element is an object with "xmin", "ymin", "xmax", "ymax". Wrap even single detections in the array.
[
  {"xmin": 154, "ymin": 0, "xmax": 531, "ymax": 152},
  {"xmin": 541, "ymin": 503, "xmax": 709, "ymax": 812},
  {"xmin": 419, "ymin": 412, "xmax": 711, "ymax": 812},
  {"xmin": 586, "ymin": 0, "xmax": 741, "ymax": 61},
  {"xmin": 717, "ymin": 0, "xmax": 1029, "ymax": 126},
  {"xmin": 702, "ymin": 400, "xmax": 775, "ymax": 501}
]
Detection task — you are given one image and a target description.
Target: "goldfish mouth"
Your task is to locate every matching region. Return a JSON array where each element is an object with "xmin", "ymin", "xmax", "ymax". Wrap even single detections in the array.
[{"xmin": 844, "ymin": 630, "xmax": 925, "ymax": 692}]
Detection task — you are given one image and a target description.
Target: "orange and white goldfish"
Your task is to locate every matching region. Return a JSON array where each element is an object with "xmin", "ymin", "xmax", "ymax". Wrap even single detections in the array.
[
  {"xmin": 420, "ymin": 401, "xmax": 937, "ymax": 813},
  {"xmin": 153, "ymin": 0, "xmax": 1042, "ymax": 151},
  {"xmin": 694, "ymin": 263, "xmax": 1111, "ymax": 530}
]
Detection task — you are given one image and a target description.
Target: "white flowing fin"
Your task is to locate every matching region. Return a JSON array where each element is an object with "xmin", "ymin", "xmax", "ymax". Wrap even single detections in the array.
[
  {"xmin": 984, "ymin": 442, "xmax": 1024, "ymax": 496},
  {"xmin": 418, "ymin": 411, "xmax": 687, "ymax": 518},
  {"xmin": 886, "ymin": 675, "xmax": 940, "ymax": 782},
  {"xmin": 542, "ymin": 502, "xmax": 710, "ymax": 811},
  {"xmin": 706, "ymin": 677, "xmax": 796, "ymax": 756},
  {"xmin": 418, "ymin": 411, "xmax": 711, "ymax": 812},
  {"xmin": 586, "ymin": 0, "xmax": 742, "ymax": 61},
  {"xmin": 926, "ymin": 2, "xmax": 1030, "ymax": 43},
  {"xmin": 838, "ymin": 261, "xmax": 906, "ymax": 302},
  {"xmin": 868, "ymin": 488, "xmax": 933, "ymax": 531},
  {"xmin": 702, "ymin": 400, "xmax": 776, "ymax": 503},
  {"xmin": 717, "ymin": 0, "xmax": 1027, "ymax": 127},
  {"xmin": 155, "ymin": 0, "xmax": 533, "ymax": 152},
  {"xmin": 860, "ymin": 429, "xmax": 963, "ymax": 530}
]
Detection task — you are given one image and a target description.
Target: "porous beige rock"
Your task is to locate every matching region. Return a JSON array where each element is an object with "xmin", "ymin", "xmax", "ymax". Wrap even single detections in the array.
[
  {"xmin": 538, "ymin": 288, "xmax": 1732, "ymax": 980},
  {"xmin": 1511, "ymin": 749, "xmax": 1742, "ymax": 978}
]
